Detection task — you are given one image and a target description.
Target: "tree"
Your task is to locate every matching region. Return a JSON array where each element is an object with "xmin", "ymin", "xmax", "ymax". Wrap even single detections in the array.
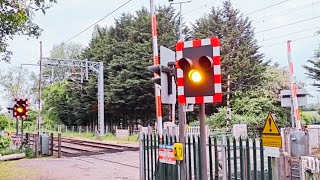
[
  {"xmin": 50, "ymin": 42, "xmax": 83, "ymax": 59},
  {"xmin": 303, "ymin": 44, "xmax": 320, "ymax": 90},
  {"xmin": 41, "ymin": 6, "xmax": 181, "ymax": 129},
  {"xmin": 196, "ymin": 63, "xmax": 292, "ymax": 131},
  {"xmin": 82, "ymin": 6, "xmax": 179, "ymax": 128},
  {"xmin": 0, "ymin": 66, "xmax": 38, "ymax": 105},
  {"xmin": 300, "ymin": 111, "xmax": 315, "ymax": 125},
  {"xmin": 229, "ymin": 63, "xmax": 292, "ymax": 126},
  {"xmin": 41, "ymin": 42, "xmax": 85, "ymax": 127},
  {"xmin": 0, "ymin": 115, "xmax": 8, "ymax": 130},
  {"xmin": 23, "ymin": 109, "xmax": 37, "ymax": 129},
  {"xmin": 192, "ymin": 1, "xmax": 268, "ymax": 107},
  {"xmin": 42, "ymin": 42, "xmax": 84, "ymax": 82},
  {"xmin": 0, "ymin": 0, "xmax": 56, "ymax": 61}
]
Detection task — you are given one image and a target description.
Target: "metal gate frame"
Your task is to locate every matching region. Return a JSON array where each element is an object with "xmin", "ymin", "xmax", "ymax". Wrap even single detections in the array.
[{"xmin": 140, "ymin": 133, "xmax": 272, "ymax": 180}]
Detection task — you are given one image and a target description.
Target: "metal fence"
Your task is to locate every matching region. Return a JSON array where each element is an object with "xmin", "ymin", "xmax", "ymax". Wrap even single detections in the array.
[
  {"xmin": 23, "ymin": 124, "xmax": 118, "ymax": 134},
  {"xmin": 140, "ymin": 134, "xmax": 272, "ymax": 180}
]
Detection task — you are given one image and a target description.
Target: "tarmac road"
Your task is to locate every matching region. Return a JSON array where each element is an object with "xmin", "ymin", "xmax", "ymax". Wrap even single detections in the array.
[{"xmin": 2, "ymin": 151, "xmax": 140, "ymax": 180}]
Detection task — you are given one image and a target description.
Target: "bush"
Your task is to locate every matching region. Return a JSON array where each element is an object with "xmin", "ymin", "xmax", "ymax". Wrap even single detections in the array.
[
  {"xmin": 0, "ymin": 135, "xmax": 10, "ymax": 150},
  {"xmin": 0, "ymin": 147, "xmax": 34, "ymax": 158},
  {"xmin": 300, "ymin": 111, "xmax": 312, "ymax": 125},
  {"xmin": 0, "ymin": 115, "xmax": 8, "ymax": 130}
]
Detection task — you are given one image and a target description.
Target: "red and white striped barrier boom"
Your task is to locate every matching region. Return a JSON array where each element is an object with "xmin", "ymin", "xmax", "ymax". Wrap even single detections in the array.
[
  {"xmin": 287, "ymin": 40, "xmax": 301, "ymax": 130},
  {"xmin": 150, "ymin": 0, "xmax": 162, "ymax": 136}
]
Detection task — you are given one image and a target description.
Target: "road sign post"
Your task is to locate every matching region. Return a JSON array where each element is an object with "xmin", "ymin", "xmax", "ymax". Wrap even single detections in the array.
[
  {"xmin": 176, "ymin": 37, "xmax": 222, "ymax": 179},
  {"xmin": 13, "ymin": 98, "xmax": 28, "ymax": 142},
  {"xmin": 262, "ymin": 113, "xmax": 282, "ymax": 180}
]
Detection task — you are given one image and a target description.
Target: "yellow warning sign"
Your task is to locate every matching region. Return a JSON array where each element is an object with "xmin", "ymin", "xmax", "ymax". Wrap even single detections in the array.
[
  {"xmin": 262, "ymin": 113, "xmax": 281, "ymax": 135},
  {"xmin": 262, "ymin": 113, "xmax": 282, "ymax": 148}
]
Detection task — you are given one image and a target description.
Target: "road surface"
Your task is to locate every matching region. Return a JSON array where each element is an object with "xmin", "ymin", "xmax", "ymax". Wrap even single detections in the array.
[{"xmin": 0, "ymin": 151, "xmax": 139, "ymax": 180}]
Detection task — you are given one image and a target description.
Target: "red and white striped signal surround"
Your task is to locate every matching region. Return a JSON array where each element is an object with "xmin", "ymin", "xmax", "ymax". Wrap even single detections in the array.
[
  {"xmin": 176, "ymin": 37, "xmax": 222, "ymax": 104},
  {"xmin": 13, "ymin": 98, "xmax": 28, "ymax": 119}
]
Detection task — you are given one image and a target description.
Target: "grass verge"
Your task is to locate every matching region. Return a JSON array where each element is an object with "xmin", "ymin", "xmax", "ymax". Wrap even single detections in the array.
[
  {"xmin": 5, "ymin": 128, "xmax": 140, "ymax": 143},
  {"xmin": 0, "ymin": 160, "xmax": 38, "ymax": 180},
  {"xmin": 61, "ymin": 132, "xmax": 139, "ymax": 143}
]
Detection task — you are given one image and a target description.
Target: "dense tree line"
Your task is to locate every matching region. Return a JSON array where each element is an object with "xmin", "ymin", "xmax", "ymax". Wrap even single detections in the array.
[{"xmin": 41, "ymin": 2, "xmax": 292, "ymax": 130}]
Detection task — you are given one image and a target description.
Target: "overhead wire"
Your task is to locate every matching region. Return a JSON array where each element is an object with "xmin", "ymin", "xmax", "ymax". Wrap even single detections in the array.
[
  {"xmin": 255, "ymin": 15, "xmax": 320, "ymax": 34},
  {"xmin": 253, "ymin": 0, "xmax": 320, "ymax": 24},
  {"xmin": 261, "ymin": 34, "xmax": 320, "ymax": 48},
  {"xmin": 22, "ymin": 0, "xmax": 320, "ymax": 64},
  {"xmin": 245, "ymin": 0, "xmax": 291, "ymax": 16},
  {"xmin": 24, "ymin": 0, "xmax": 134, "ymax": 64},
  {"xmin": 182, "ymin": 0, "xmax": 217, "ymax": 16},
  {"xmin": 260, "ymin": 26, "xmax": 320, "ymax": 42}
]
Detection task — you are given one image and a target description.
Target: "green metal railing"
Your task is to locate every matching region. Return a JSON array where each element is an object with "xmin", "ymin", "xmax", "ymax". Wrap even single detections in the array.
[{"xmin": 141, "ymin": 134, "xmax": 272, "ymax": 180}]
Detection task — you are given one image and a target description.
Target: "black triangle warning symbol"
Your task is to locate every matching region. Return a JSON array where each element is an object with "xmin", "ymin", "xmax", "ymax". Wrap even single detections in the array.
[{"xmin": 262, "ymin": 113, "xmax": 281, "ymax": 135}]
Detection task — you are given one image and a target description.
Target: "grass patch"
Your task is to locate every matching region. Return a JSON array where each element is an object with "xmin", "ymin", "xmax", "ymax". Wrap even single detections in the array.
[
  {"xmin": 102, "ymin": 133, "xmax": 139, "ymax": 143},
  {"xmin": 0, "ymin": 160, "xmax": 38, "ymax": 180},
  {"xmin": 60, "ymin": 132, "xmax": 139, "ymax": 143},
  {"xmin": 5, "ymin": 128, "xmax": 140, "ymax": 143},
  {"xmin": 0, "ymin": 147, "xmax": 35, "ymax": 159}
]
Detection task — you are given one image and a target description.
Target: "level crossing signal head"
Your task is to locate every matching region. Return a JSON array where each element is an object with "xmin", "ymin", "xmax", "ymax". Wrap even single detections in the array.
[
  {"xmin": 13, "ymin": 98, "xmax": 28, "ymax": 119},
  {"xmin": 147, "ymin": 46, "xmax": 177, "ymax": 104},
  {"xmin": 147, "ymin": 65, "xmax": 161, "ymax": 85},
  {"xmin": 176, "ymin": 37, "xmax": 222, "ymax": 104}
]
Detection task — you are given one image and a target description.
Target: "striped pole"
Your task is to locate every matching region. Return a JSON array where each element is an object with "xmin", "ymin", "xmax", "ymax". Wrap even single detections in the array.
[
  {"xmin": 287, "ymin": 40, "xmax": 301, "ymax": 130},
  {"xmin": 150, "ymin": 0, "xmax": 162, "ymax": 136},
  {"xmin": 227, "ymin": 75, "xmax": 231, "ymax": 125}
]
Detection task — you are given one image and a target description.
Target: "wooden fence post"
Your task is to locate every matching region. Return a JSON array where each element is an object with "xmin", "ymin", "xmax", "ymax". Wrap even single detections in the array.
[
  {"xmin": 35, "ymin": 135, "xmax": 39, "ymax": 158},
  {"xmin": 51, "ymin": 133, "xmax": 54, "ymax": 156},
  {"xmin": 58, "ymin": 133, "xmax": 61, "ymax": 158}
]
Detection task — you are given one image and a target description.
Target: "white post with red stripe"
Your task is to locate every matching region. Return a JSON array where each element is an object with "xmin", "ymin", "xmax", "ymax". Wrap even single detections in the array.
[
  {"xmin": 150, "ymin": 0, "xmax": 162, "ymax": 136},
  {"xmin": 287, "ymin": 40, "xmax": 301, "ymax": 130}
]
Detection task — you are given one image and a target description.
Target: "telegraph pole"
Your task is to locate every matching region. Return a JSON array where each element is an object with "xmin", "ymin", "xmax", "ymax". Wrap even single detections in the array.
[
  {"xmin": 169, "ymin": 1, "xmax": 191, "ymax": 179},
  {"xmin": 38, "ymin": 41, "xmax": 43, "ymax": 137},
  {"xmin": 199, "ymin": 103, "xmax": 208, "ymax": 180}
]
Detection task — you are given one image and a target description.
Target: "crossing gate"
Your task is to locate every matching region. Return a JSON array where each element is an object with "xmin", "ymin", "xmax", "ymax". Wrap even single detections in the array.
[{"xmin": 139, "ymin": 133, "xmax": 273, "ymax": 180}]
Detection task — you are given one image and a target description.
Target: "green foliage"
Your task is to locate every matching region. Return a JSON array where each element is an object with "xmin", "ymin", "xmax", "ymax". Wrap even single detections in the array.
[
  {"xmin": 192, "ymin": 1, "xmax": 267, "ymax": 107},
  {"xmin": 232, "ymin": 90, "xmax": 289, "ymax": 127},
  {"xmin": 42, "ymin": 6, "xmax": 180, "ymax": 127},
  {"xmin": 24, "ymin": 109, "xmax": 37, "ymax": 128},
  {"xmin": 303, "ymin": 44, "xmax": 320, "ymax": 90},
  {"xmin": 301, "ymin": 104, "xmax": 319, "ymax": 111},
  {"xmin": 0, "ymin": 115, "xmax": 8, "ymax": 130},
  {"xmin": 0, "ymin": 66, "xmax": 38, "ymax": 104},
  {"xmin": 191, "ymin": 64, "xmax": 291, "ymax": 129},
  {"xmin": 0, "ymin": 147, "xmax": 34, "ymax": 158},
  {"xmin": 300, "ymin": 111, "xmax": 318, "ymax": 125},
  {"xmin": 21, "ymin": 147, "xmax": 35, "ymax": 159},
  {"xmin": 50, "ymin": 42, "xmax": 83, "ymax": 59},
  {"xmin": 0, "ymin": 135, "xmax": 10, "ymax": 150},
  {"xmin": 201, "ymin": 107, "xmax": 261, "ymax": 130},
  {"xmin": 60, "ymin": 132, "xmax": 138, "ymax": 143},
  {"xmin": 39, "ymin": 2, "xmax": 291, "ymax": 132},
  {"xmin": 0, "ymin": 0, "xmax": 56, "ymax": 61},
  {"xmin": 42, "ymin": 80, "xmax": 82, "ymax": 126}
]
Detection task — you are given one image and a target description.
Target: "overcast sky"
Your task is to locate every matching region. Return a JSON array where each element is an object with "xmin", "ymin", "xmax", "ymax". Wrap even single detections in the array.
[{"xmin": 1, "ymin": 0, "xmax": 320, "ymax": 108}]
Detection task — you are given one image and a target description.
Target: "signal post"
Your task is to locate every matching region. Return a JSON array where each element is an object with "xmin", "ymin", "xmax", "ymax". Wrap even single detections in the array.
[
  {"xmin": 12, "ymin": 98, "xmax": 29, "ymax": 142},
  {"xmin": 176, "ymin": 37, "xmax": 222, "ymax": 179}
]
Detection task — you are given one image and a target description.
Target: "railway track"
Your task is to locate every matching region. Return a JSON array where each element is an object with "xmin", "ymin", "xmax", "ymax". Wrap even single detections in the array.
[
  {"xmin": 52, "ymin": 137, "xmax": 138, "ymax": 157},
  {"xmin": 20, "ymin": 133, "xmax": 138, "ymax": 157}
]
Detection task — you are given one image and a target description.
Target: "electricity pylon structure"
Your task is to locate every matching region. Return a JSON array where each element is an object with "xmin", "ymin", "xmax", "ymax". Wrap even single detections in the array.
[{"xmin": 42, "ymin": 58, "xmax": 105, "ymax": 136}]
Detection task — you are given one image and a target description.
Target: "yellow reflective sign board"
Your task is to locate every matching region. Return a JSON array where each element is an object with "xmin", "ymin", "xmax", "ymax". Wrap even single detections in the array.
[{"xmin": 262, "ymin": 113, "xmax": 282, "ymax": 148}]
